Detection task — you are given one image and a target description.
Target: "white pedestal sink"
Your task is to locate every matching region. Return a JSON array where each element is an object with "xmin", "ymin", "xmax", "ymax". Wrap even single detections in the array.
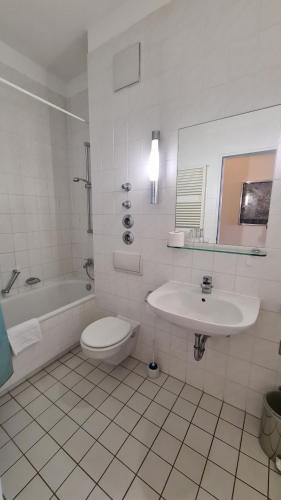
[{"xmin": 147, "ymin": 281, "xmax": 260, "ymax": 360}]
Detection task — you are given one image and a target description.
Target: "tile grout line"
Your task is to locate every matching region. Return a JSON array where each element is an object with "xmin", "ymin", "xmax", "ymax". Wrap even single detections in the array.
[
  {"xmin": 194, "ymin": 399, "xmax": 224, "ymax": 500},
  {"xmin": 230, "ymin": 407, "xmax": 247, "ymax": 500}
]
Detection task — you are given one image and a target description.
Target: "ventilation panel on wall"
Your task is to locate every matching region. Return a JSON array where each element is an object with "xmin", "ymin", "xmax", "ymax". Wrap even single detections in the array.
[{"xmin": 113, "ymin": 42, "xmax": 141, "ymax": 92}]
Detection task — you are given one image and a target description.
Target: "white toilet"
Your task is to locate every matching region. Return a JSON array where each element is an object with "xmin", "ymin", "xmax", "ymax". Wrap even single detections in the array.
[{"xmin": 80, "ymin": 315, "xmax": 140, "ymax": 365}]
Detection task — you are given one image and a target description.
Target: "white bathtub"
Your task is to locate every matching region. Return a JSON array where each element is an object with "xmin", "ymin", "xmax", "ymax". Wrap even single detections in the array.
[{"xmin": 0, "ymin": 280, "xmax": 103, "ymax": 392}]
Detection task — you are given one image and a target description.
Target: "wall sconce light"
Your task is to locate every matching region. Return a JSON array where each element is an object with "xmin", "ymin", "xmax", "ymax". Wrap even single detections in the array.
[{"xmin": 148, "ymin": 130, "xmax": 160, "ymax": 204}]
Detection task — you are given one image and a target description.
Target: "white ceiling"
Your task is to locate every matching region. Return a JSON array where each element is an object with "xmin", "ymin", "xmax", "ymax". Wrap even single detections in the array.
[{"xmin": 0, "ymin": 0, "xmax": 126, "ymax": 82}]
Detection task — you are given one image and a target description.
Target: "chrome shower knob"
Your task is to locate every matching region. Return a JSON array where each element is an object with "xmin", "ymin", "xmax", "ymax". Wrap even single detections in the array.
[
  {"xmin": 122, "ymin": 200, "xmax": 131, "ymax": 209},
  {"xmin": 122, "ymin": 231, "xmax": 134, "ymax": 245},
  {"xmin": 121, "ymin": 182, "xmax": 132, "ymax": 192},
  {"xmin": 122, "ymin": 214, "xmax": 134, "ymax": 229}
]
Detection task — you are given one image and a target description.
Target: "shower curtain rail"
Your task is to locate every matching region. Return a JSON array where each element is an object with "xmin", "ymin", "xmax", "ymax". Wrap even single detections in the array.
[{"xmin": 0, "ymin": 76, "xmax": 86, "ymax": 122}]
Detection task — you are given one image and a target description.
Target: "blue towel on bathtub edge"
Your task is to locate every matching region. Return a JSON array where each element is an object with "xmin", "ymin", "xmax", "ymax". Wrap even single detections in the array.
[{"xmin": 0, "ymin": 305, "xmax": 13, "ymax": 387}]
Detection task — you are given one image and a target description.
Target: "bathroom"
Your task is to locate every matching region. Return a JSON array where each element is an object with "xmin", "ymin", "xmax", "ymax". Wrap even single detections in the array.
[{"xmin": 0, "ymin": 0, "xmax": 281, "ymax": 498}]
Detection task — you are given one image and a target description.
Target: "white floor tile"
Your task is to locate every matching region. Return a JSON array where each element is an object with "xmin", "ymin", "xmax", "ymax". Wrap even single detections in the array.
[
  {"xmin": 87, "ymin": 486, "xmax": 111, "ymax": 499},
  {"xmin": 163, "ymin": 468, "xmax": 198, "ymax": 500},
  {"xmin": 154, "ymin": 388, "xmax": 177, "ymax": 409},
  {"xmin": 163, "ymin": 412, "xmax": 189, "ymax": 441},
  {"xmin": 112, "ymin": 383, "xmax": 135, "ymax": 403},
  {"xmin": 175, "ymin": 444, "xmax": 206, "ymax": 484},
  {"xmin": 192, "ymin": 408, "xmax": 218, "ymax": 435},
  {"xmin": 215, "ymin": 419, "xmax": 242, "ymax": 449},
  {"xmin": 99, "ymin": 375, "xmax": 120, "ymax": 394},
  {"xmin": 237, "ymin": 452, "xmax": 268, "ymax": 495},
  {"xmin": 127, "ymin": 392, "xmax": 151, "ymax": 414},
  {"xmin": 152, "ymin": 429, "xmax": 181, "ymax": 464},
  {"xmin": 209, "ymin": 438, "xmax": 239, "ymax": 474},
  {"xmin": 173, "ymin": 397, "xmax": 196, "ymax": 421},
  {"xmin": 16, "ymin": 475, "xmax": 52, "ymax": 500},
  {"xmin": 14, "ymin": 421, "xmax": 45, "ymax": 452},
  {"xmin": 199, "ymin": 394, "xmax": 222, "ymax": 416},
  {"xmin": 63, "ymin": 428, "xmax": 95, "ymax": 462},
  {"xmin": 220, "ymin": 403, "xmax": 244, "ymax": 428},
  {"xmin": 99, "ymin": 422, "xmax": 128, "ymax": 454},
  {"xmin": 139, "ymin": 451, "xmax": 172, "ymax": 494},
  {"xmin": 201, "ymin": 461, "xmax": 235, "ymax": 500},
  {"xmin": 86, "ymin": 368, "xmax": 107, "ymax": 385},
  {"xmin": 56, "ymin": 466, "xmax": 95, "ymax": 500},
  {"xmin": 114, "ymin": 406, "xmax": 141, "ymax": 432},
  {"xmin": 34, "ymin": 374, "xmax": 57, "ymax": 392},
  {"xmin": 197, "ymin": 489, "xmax": 217, "ymax": 500},
  {"xmin": 61, "ymin": 371, "xmax": 83, "ymax": 389},
  {"xmin": 269, "ymin": 469, "xmax": 281, "ymax": 500},
  {"xmin": 144, "ymin": 401, "xmax": 169, "ymax": 427},
  {"xmin": 123, "ymin": 372, "xmax": 144, "ymax": 389},
  {"xmin": 124, "ymin": 476, "xmax": 158, "ymax": 500},
  {"xmin": 180, "ymin": 384, "xmax": 202, "ymax": 405},
  {"xmin": 138, "ymin": 380, "xmax": 160, "ymax": 399},
  {"xmin": 132, "ymin": 417, "xmax": 160, "ymax": 447},
  {"xmin": 85, "ymin": 387, "xmax": 108, "ymax": 408},
  {"xmin": 25, "ymin": 394, "xmax": 52, "ymax": 418},
  {"xmin": 111, "ymin": 365, "xmax": 130, "ymax": 381},
  {"xmin": 41, "ymin": 449, "xmax": 76, "ymax": 491},
  {"xmin": 240, "ymin": 431, "xmax": 268, "ymax": 465},
  {"xmin": 0, "ymin": 427, "xmax": 10, "ymax": 448},
  {"xmin": 0, "ymin": 440, "xmax": 22, "ymax": 475},
  {"xmin": 56, "ymin": 390, "xmax": 81, "ymax": 413},
  {"xmin": 2, "ymin": 408, "xmax": 32, "ymax": 437},
  {"xmin": 82, "ymin": 410, "xmax": 110, "ymax": 438},
  {"xmin": 51, "ymin": 365, "xmax": 71, "ymax": 380},
  {"xmin": 49, "ymin": 415, "xmax": 78, "ymax": 445},
  {"xmin": 14, "ymin": 386, "xmax": 41, "ymax": 406},
  {"xmin": 2, "ymin": 456, "xmax": 36, "ymax": 499},
  {"xmin": 45, "ymin": 382, "xmax": 68, "ymax": 402},
  {"xmin": 184, "ymin": 424, "xmax": 212, "ymax": 457},
  {"xmin": 26, "ymin": 434, "xmax": 59, "ymax": 470},
  {"xmin": 244, "ymin": 413, "xmax": 260, "ymax": 437},
  {"xmin": 0, "ymin": 399, "xmax": 21, "ymax": 424},
  {"xmin": 80, "ymin": 442, "xmax": 113, "ymax": 481},
  {"xmin": 68, "ymin": 399, "xmax": 95, "ymax": 424},
  {"xmin": 233, "ymin": 479, "xmax": 267, "ymax": 500},
  {"xmin": 118, "ymin": 435, "xmax": 148, "ymax": 472},
  {"xmin": 99, "ymin": 458, "xmax": 134, "ymax": 500},
  {"xmin": 98, "ymin": 395, "xmax": 124, "ymax": 419},
  {"xmin": 75, "ymin": 361, "xmax": 94, "ymax": 377},
  {"xmin": 36, "ymin": 404, "xmax": 64, "ymax": 430},
  {"xmin": 163, "ymin": 376, "xmax": 185, "ymax": 395}
]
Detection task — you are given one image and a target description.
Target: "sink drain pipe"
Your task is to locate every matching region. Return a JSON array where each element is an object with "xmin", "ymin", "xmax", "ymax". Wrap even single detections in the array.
[{"xmin": 194, "ymin": 334, "xmax": 208, "ymax": 361}]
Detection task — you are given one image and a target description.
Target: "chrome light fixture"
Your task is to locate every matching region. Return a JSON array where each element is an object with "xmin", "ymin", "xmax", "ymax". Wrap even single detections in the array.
[{"xmin": 148, "ymin": 130, "xmax": 160, "ymax": 204}]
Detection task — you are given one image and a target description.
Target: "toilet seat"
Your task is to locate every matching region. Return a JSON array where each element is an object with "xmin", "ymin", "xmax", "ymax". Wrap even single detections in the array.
[{"xmin": 81, "ymin": 316, "xmax": 132, "ymax": 349}]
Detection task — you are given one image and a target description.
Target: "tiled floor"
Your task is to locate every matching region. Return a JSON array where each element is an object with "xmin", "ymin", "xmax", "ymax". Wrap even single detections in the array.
[{"xmin": 0, "ymin": 347, "xmax": 280, "ymax": 500}]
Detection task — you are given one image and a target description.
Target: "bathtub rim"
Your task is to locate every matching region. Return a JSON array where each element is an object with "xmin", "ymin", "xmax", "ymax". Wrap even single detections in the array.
[{"xmin": 1, "ymin": 279, "xmax": 95, "ymax": 327}]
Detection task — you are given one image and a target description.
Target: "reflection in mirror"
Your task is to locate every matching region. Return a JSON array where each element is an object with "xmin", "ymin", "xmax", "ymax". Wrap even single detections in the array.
[
  {"xmin": 176, "ymin": 105, "xmax": 281, "ymax": 254},
  {"xmin": 218, "ymin": 151, "xmax": 275, "ymax": 247}
]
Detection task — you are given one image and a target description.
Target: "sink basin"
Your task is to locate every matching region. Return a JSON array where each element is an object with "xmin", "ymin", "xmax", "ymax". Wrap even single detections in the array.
[{"xmin": 147, "ymin": 281, "xmax": 260, "ymax": 336}]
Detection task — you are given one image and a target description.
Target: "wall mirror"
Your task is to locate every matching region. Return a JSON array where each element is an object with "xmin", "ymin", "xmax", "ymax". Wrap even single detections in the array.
[{"xmin": 174, "ymin": 105, "xmax": 281, "ymax": 256}]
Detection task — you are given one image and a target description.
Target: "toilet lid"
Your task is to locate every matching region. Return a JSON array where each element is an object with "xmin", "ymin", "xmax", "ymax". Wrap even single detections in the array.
[{"xmin": 81, "ymin": 316, "xmax": 131, "ymax": 348}]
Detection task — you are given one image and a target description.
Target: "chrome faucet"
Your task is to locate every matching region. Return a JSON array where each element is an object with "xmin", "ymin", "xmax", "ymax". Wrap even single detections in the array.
[
  {"xmin": 201, "ymin": 275, "xmax": 213, "ymax": 294},
  {"xmin": 1, "ymin": 269, "xmax": 21, "ymax": 296}
]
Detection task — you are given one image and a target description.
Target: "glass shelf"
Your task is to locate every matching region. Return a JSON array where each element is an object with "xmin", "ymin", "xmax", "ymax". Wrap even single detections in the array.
[{"xmin": 167, "ymin": 243, "xmax": 267, "ymax": 257}]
